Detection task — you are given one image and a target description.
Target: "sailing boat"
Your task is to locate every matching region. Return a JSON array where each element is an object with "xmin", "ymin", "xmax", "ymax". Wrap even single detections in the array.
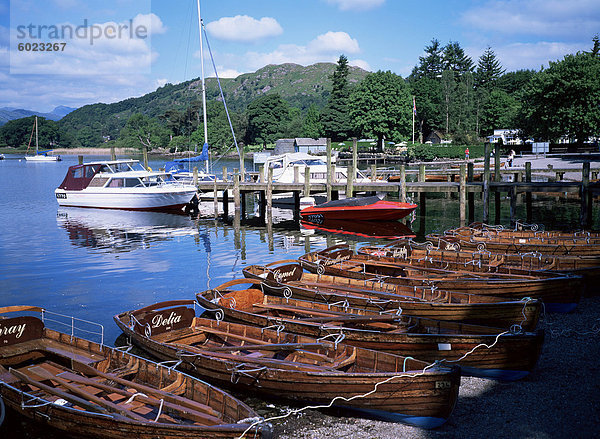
[
  {"xmin": 165, "ymin": 0, "xmax": 243, "ymax": 182},
  {"xmin": 24, "ymin": 116, "xmax": 61, "ymax": 162}
]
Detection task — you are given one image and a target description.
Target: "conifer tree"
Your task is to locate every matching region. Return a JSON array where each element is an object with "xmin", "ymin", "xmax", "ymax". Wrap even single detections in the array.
[{"xmin": 321, "ymin": 55, "xmax": 353, "ymax": 141}]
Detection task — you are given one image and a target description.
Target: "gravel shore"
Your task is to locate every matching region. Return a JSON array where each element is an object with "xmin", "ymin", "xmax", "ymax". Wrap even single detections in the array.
[{"xmin": 263, "ymin": 296, "xmax": 600, "ymax": 439}]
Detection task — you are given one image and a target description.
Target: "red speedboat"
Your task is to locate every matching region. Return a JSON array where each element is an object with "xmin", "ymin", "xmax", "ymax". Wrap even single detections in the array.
[
  {"xmin": 300, "ymin": 196, "xmax": 417, "ymax": 222},
  {"xmin": 301, "ymin": 219, "xmax": 415, "ymax": 239}
]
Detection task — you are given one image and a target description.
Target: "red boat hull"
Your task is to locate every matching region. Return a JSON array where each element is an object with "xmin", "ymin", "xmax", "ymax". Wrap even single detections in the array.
[{"xmin": 301, "ymin": 199, "xmax": 417, "ymax": 222}]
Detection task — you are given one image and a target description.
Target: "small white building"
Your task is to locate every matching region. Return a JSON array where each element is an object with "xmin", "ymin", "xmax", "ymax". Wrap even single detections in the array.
[{"xmin": 490, "ymin": 129, "xmax": 523, "ymax": 145}]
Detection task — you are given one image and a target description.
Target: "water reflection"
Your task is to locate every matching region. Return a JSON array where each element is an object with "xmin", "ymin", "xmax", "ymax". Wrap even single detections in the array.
[
  {"xmin": 300, "ymin": 219, "xmax": 415, "ymax": 239},
  {"xmin": 57, "ymin": 207, "xmax": 199, "ymax": 252}
]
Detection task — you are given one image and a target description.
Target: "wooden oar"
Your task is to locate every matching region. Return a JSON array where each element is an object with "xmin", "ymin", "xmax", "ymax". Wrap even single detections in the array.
[
  {"xmin": 57, "ymin": 371, "xmax": 222, "ymax": 426},
  {"xmin": 8, "ymin": 367, "xmax": 127, "ymax": 420},
  {"xmin": 70, "ymin": 360, "xmax": 221, "ymax": 419},
  {"xmin": 27, "ymin": 366, "xmax": 147, "ymax": 422}
]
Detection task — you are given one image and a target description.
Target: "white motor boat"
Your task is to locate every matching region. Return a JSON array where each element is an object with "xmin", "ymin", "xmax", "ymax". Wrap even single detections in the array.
[
  {"xmin": 263, "ymin": 152, "xmax": 370, "ymax": 184},
  {"xmin": 54, "ymin": 159, "xmax": 198, "ymax": 211}
]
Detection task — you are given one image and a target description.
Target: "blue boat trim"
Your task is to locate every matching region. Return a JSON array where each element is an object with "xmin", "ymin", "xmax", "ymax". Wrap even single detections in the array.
[
  {"xmin": 336, "ymin": 406, "xmax": 448, "ymax": 429},
  {"xmin": 459, "ymin": 365, "xmax": 530, "ymax": 382},
  {"xmin": 544, "ymin": 302, "xmax": 578, "ymax": 313}
]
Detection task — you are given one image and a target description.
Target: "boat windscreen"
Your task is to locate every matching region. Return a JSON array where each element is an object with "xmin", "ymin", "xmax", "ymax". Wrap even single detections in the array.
[{"xmin": 315, "ymin": 196, "xmax": 382, "ymax": 209}]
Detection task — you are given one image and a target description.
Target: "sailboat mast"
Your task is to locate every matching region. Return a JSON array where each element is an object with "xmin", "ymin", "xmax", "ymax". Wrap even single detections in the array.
[
  {"xmin": 35, "ymin": 116, "xmax": 39, "ymax": 154},
  {"xmin": 196, "ymin": 0, "xmax": 209, "ymax": 173}
]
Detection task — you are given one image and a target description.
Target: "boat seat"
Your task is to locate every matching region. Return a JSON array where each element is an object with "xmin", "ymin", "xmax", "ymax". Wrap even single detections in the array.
[{"xmin": 39, "ymin": 339, "xmax": 106, "ymax": 365}]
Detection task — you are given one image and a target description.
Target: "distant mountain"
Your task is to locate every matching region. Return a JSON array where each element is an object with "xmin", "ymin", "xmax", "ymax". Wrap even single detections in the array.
[
  {"xmin": 0, "ymin": 105, "xmax": 77, "ymax": 126},
  {"xmin": 58, "ymin": 62, "xmax": 370, "ymax": 147}
]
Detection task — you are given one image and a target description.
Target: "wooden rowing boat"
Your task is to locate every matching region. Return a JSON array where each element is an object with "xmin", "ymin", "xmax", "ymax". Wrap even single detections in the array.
[
  {"xmin": 0, "ymin": 305, "xmax": 267, "ymax": 438},
  {"xmin": 114, "ymin": 300, "xmax": 460, "ymax": 429},
  {"xmin": 426, "ymin": 228, "xmax": 600, "ymax": 256},
  {"xmin": 446, "ymin": 222, "xmax": 600, "ymax": 242},
  {"xmin": 196, "ymin": 279, "xmax": 544, "ymax": 381},
  {"xmin": 241, "ymin": 261, "xmax": 541, "ymax": 330},
  {"xmin": 298, "ymin": 245, "xmax": 583, "ymax": 313},
  {"xmin": 359, "ymin": 239, "xmax": 600, "ymax": 296}
]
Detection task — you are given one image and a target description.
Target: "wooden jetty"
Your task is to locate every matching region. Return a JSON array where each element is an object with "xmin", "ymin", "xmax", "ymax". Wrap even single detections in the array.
[{"xmin": 189, "ymin": 140, "xmax": 599, "ymax": 228}]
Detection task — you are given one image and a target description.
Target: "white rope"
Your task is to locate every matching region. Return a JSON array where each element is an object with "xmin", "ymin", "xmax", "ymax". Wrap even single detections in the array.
[{"xmin": 153, "ymin": 398, "xmax": 164, "ymax": 423}]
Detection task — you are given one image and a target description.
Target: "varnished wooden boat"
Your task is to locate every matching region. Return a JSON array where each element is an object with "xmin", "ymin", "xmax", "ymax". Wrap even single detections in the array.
[
  {"xmin": 242, "ymin": 261, "xmax": 541, "ymax": 330},
  {"xmin": 0, "ymin": 306, "xmax": 267, "ymax": 439},
  {"xmin": 446, "ymin": 222, "xmax": 600, "ymax": 242},
  {"xmin": 196, "ymin": 280, "xmax": 544, "ymax": 381},
  {"xmin": 298, "ymin": 245, "xmax": 583, "ymax": 313},
  {"xmin": 359, "ymin": 239, "xmax": 600, "ymax": 296},
  {"xmin": 427, "ymin": 230, "xmax": 600, "ymax": 256},
  {"xmin": 114, "ymin": 300, "xmax": 460, "ymax": 429}
]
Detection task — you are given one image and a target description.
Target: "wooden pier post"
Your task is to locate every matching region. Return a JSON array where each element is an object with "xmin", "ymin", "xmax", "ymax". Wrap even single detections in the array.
[
  {"xmin": 370, "ymin": 164, "xmax": 377, "ymax": 182},
  {"xmin": 267, "ymin": 167, "xmax": 273, "ymax": 218},
  {"xmin": 110, "ymin": 145, "xmax": 116, "ymax": 161},
  {"xmin": 222, "ymin": 166, "xmax": 228, "ymax": 182},
  {"xmin": 326, "ymin": 138, "xmax": 332, "ymax": 201},
  {"xmin": 459, "ymin": 164, "xmax": 466, "ymax": 226},
  {"xmin": 142, "ymin": 145, "xmax": 148, "ymax": 170},
  {"xmin": 346, "ymin": 164, "xmax": 354, "ymax": 198},
  {"xmin": 213, "ymin": 177, "xmax": 218, "ymax": 218},
  {"xmin": 494, "ymin": 142, "xmax": 501, "ymax": 224},
  {"xmin": 581, "ymin": 162, "xmax": 591, "ymax": 228},
  {"xmin": 525, "ymin": 162, "xmax": 532, "ymax": 223},
  {"xmin": 483, "ymin": 142, "xmax": 491, "ymax": 223},
  {"xmin": 293, "ymin": 191, "xmax": 300, "ymax": 222},
  {"xmin": 78, "ymin": 155, "xmax": 84, "ymax": 165},
  {"xmin": 233, "ymin": 169, "xmax": 240, "ymax": 211},
  {"xmin": 193, "ymin": 167, "xmax": 198, "ymax": 186},
  {"xmin": 399, "ymin": 164, "xmax": 406, "ymax": 203},
  {"xmin": 294, "ymin": 166, "xmax": 300, "ymax": 184},
  {"xmin": 467, "ymin": 162, "xmax": 474, "ymax": 223},
  {"xmin": 259, "ymin": 166, "xmax": 264, "ymax": 183},
  {"xmin": 418, "ymin": 164, "xmax": 426, "ymax": 183},
  {"xmin": 352, "ymin": 137, "xmax": 358, "ymax": 183},
  {"xmin": 304, "ymin": 167, "xmax": 310, "ymax": 197},
  {"xmin": 509, "ymin": 187, "xmax": 517, "ymax": 225},
  {"xmin": 222, "ymin": 187, "xmax": 229, "ymax": 219}
]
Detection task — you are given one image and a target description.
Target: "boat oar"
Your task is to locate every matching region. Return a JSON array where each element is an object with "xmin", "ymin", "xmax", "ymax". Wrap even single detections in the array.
[
  {"xmin": 69, "ymin": 360, "xmax": 221, "ymax": 419},
  {"xmin": 26, "ymin": 366, "xmax": 147, "ymax": 422},
  {"xmin": 8, "ymin": 367, "xmax": 127, "ymax": 420},
  {"xmin": 57, "ymin": 371, "xmax": 222, "ymax": 425}
]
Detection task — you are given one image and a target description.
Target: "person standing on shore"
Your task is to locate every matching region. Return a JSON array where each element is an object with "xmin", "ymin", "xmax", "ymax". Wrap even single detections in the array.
[
  {"xmin": 508, "ymin": 149, "xmax": 515, "ymax": 167},
  {"xmin": 465, "ymin": 148, "xmax": 469, "ymax": 160}
]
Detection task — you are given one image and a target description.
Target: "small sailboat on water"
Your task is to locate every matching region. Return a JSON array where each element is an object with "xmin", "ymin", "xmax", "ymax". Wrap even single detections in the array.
[{"xmin": 24, "ymin": 116, "xmax": 61, "ymax": 162}]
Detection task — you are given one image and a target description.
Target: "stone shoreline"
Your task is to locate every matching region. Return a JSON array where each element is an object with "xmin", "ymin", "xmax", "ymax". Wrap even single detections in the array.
[{"xmin": 263, "ymin": 296, "xmax": 600, "ymax": 438}]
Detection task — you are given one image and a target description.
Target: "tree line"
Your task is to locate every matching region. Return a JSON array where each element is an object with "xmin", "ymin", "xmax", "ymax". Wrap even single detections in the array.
[{"xmin": 2, "ymin": 36, "xmax": 598, "ymax": 152}]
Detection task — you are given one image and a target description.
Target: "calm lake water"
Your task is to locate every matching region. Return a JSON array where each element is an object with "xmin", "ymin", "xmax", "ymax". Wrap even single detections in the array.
[{"xmin": 0, "ymin": 153, "xmax": 595, "ymax": 345}]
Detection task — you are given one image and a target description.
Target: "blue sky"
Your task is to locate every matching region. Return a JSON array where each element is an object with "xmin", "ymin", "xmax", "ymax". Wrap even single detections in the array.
[{"xmin": 1, "ymin": 0, "xmax": 598, "ymax": 112}]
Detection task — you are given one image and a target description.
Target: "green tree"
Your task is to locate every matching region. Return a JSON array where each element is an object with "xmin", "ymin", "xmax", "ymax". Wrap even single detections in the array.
[
  {"xmin": 245, "ymin": 93, "xmax": 290, "ymax": 147},
  {"xmin": 409, "ymin": 39, "xmax": 444, "ymax": 80},
  {"xmin": 480, "ymin": 89, "xmax": 519, "ymax": 137},
  {"xmin": 476, "ymin": 47, "xmax": 505, "ymax": 89},
  {"xmin": 321, "ymin": 55, "xmax": 353, "ymax": 141},
  {"xmin": 520, "ymin": 52, "xmax": 600, "ymax": 144},
  {"xmin": 303, "ymin": 104, "xmax": 323, "ymax": 138},
  {"xmin": 349, "ymin": 70, "xmax": 412, "ymax": 150},
  {"xmin": 118, "ymin": 114, "xmax": 169, "ymax": 151},
  {"xmin": 443, "ymin": 41, "xmax": 474, "ymax": 76},
  {"xmin": 409, "ymin": 77, "xmax": 443, "ymax": 142},
  {"xmin": 0, "ymin": 116, "xmax": 60, "ymax": 148}
]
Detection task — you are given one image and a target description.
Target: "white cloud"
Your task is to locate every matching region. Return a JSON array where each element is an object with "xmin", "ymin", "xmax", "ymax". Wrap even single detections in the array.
[
  {"xmin": 243, "ymin": 31, "xmax": 361, "ymax": 70},
  {"xmin": 461, "ymin": 0, "xmax": 600, "ymax": 39},
  {"xmin": 325, "ymin": 0, "xmax": 385, "ymax": 11},
  {"xmin": 349, "ymin": 58, "xmax": 371, "ymax": 71},
  {"xmin": 307, "ymin": 31, "xmax": 360, "ymax": 54},
  {"xmin": 205, "ymin": 15, "xmax": 283, "ymax": 43},
  {"xmin": 493, "ymin": 41, "xmax": 590, "ymax": 71},
  {"xmin": 8, "ymin": 15, "xmax": 167, "ymax": 76},
  {"xmin": 132, "ymin": 13, "xmax": 167, "ymax": 35}
]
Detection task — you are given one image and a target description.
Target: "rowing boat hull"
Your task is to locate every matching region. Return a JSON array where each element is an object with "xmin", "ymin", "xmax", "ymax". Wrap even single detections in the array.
[
  {"xmin": 196, "ymin": 286, "xmax": 544, "ymax": 381},
  {"xmin": 114, "ymin": 303, "xmax": 460, "ymax": 429},
  {"xmin": 299, "ymin": 247, "xmax": 582, "ymax": 313},
  {"xmin": 242, "ymin": 263, "xmax": 541, "ymax": 331},
  {"xmin": 0, "ymin": 308, "xmax": 266, "ymax": 439}
]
